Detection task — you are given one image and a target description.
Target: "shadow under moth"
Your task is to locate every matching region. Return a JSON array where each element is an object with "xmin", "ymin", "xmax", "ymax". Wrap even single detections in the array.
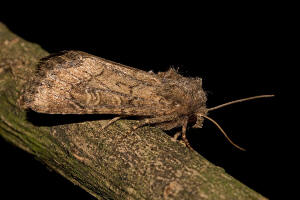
[{"xmin": 18, "ymin": 51, "xmax": 274, "ymax": 151}]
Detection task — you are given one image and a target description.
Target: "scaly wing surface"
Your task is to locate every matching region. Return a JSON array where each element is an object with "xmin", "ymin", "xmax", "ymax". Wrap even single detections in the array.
[{"xmin": 20, "ymin": 51, "xmax": 175, "ymax": 116}]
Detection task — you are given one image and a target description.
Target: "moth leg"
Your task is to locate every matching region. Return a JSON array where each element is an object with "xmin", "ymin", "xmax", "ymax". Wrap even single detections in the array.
[
  {"xmin": 128, "ymin": 115, "xmax": 176, "ymax": 133},
  {"xmin": 181, "ymin": 117, "xmax": 193, "ymax": 150},
  {"xmin": 101, "ymin": 116, "xmax": 122, "ymax": 130},
  {"xmin": 173, "ymin": 131, "xmax": 182, "ymax": 141}
]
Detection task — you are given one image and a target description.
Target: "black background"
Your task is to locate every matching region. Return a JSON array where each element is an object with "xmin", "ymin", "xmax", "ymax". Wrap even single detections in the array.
[{"xmin": 1, "ymin": 6, "xmax": 287, "ymax": 200}]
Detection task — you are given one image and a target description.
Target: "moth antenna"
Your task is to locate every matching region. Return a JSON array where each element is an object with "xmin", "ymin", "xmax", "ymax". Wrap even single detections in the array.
[
  {"xmin": 200, "ymin": 114, "xmax": 246, "ymax": 151},
  {"xmin": 207, "ymin": 94, "xmax": 274, "ymax": 112}
]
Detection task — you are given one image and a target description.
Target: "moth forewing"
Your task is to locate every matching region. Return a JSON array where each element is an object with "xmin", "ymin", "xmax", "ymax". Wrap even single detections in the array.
[{"xmin": 19, "ymin": 51, "xmax": 192, "ymax": 117}]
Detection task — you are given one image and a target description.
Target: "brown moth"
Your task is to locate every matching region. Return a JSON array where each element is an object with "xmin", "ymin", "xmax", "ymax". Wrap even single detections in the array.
[{"xmin": 18, "ymin": 51, "xmax": 273, "ymax": 150}]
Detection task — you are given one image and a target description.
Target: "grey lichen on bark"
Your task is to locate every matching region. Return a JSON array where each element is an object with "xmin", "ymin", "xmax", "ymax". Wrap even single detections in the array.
[{"xmin": 0, "ymin": 22, "xmax": 267, "ymax": 200}]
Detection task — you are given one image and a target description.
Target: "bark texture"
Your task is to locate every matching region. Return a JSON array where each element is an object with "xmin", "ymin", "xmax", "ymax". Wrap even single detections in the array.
[{"xmin": 0, "ymin": 22, "xmax": 267, "ymax": 200}]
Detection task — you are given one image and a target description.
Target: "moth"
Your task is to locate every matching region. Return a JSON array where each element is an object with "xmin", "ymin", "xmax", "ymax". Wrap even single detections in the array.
[{"xmin": 18, "ymin": 51, "xmax": 273, "ymax": 150}]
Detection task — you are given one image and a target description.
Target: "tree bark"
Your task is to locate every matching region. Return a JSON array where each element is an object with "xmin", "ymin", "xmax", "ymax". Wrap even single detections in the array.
[{"xmin": 0, "ymin": 22, "xmax": 267, "ymax": 200}]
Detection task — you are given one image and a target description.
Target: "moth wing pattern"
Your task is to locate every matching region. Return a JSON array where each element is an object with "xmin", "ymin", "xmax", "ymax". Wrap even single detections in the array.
[{"xmin": 19, "ymin": 51, "xmax": 206, "ymax": 117}]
